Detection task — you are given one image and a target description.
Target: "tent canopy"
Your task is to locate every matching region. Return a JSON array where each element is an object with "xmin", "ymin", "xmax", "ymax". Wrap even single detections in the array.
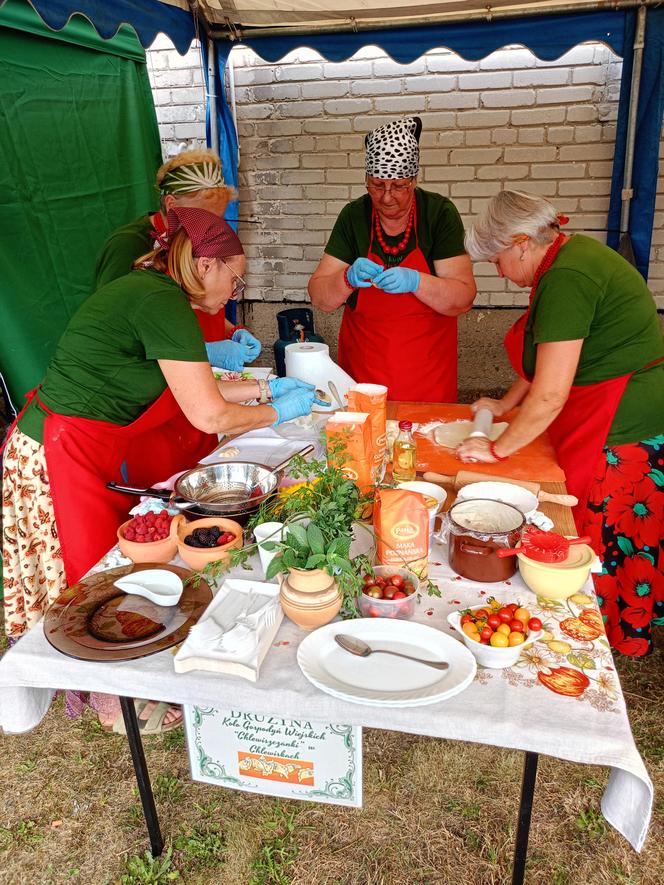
[
  {"xmin": 11, "ymin": 0, "xmax": 656, "ymax": 54},
  {"xmin": 2, "ymin": 0, "xmax": 663, "ymax": 281}
]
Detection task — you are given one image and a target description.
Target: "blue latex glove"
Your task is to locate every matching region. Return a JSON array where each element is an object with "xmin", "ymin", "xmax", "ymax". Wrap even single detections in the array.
[
  {"xmin": 346, "ymin": 257, "xmax": 384, "ymax": 289},
  {"xmin": 205, "ymin": 339, "xmax": 250, "ymax": 373},
  {"xmin": 271, "ymin": 388, "xmax": 318, "ymax": 426},
  {"xmin": 269, "ymin": 377, "xmax": 315, "ymax": 399},
  {"xmin": 231, "ymin": 329, "xmax": 261, "ymax": 362},
  {"xmin": 373, "ymin": 266, "xmax": 420, "ymax": 294}
]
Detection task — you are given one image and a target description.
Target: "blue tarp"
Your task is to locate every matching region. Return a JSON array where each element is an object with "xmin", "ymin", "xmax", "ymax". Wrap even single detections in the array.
[
  {"xmin": 241, "ymin": 10, "xmax": 625, "ymax": 64},
  {"xmin": 17, "ymin": 0, "xmax": 195, "ymax": 53},
  {"xmin": 608, "ymin": 7, "xmax": 664, "ymax": 279}
]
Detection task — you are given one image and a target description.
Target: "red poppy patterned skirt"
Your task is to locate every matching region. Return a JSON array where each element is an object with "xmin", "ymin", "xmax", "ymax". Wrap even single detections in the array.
[{"xmin": 581, "ymin": 435, "xmax": 664, "ymax": 656}]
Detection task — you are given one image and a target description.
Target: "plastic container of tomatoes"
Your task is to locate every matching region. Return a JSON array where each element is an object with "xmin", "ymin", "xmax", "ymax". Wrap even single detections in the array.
[{"xmin": 358, "ymin": 565, "xmax": 420, "ymax": 620}]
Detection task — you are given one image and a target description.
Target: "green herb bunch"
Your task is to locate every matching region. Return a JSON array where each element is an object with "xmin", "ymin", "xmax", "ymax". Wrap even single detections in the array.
[{"xmin": 204, "ymin": 442, "xmax": 375, "ymax": 616}]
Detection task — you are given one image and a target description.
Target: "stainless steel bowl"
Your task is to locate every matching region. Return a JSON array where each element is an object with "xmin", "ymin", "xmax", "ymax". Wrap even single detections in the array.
[{"xmin": 174, "ymin": 462, "xmax": 279, "ymax": 515}]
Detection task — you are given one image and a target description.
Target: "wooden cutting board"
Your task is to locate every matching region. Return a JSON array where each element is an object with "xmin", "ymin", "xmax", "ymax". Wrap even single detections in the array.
[{"xmin": 394, "ymin": 402, "xmax": 565, "ymax": 483}]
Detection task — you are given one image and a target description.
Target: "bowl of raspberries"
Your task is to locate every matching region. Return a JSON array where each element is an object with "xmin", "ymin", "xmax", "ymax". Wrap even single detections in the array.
[
  {"xmin": 172, "ymin": 516, "xmax": 243, "ymax": 570},
  {"xmin": 117, "ymin": 510, "xmax": 178, "ymax": 563}
]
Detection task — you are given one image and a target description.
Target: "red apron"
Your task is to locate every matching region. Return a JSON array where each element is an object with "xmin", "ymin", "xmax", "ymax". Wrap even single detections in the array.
[
  {"xmin": 5, "ymin": 387, "xmax": 216, "ymax": 586},
  {"xmin": 338, "ymin": 209, "xmax": 457, "ymax": 402},
  {"xmin": 149, "ymin": 213, "xmax": 227, "ymax": 343},
  {"xmin": 504, "ymin": 261, "xmax": 639, "ymax": 532}
]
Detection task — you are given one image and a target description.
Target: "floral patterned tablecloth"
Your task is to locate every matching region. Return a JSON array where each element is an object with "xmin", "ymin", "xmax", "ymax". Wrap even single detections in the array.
[{"xmin": 0, "ymin": 539, "xmax": 653, "ymax": 851}]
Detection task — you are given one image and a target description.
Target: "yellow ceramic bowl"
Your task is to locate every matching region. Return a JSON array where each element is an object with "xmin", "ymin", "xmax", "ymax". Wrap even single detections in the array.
[
  {"xmin": 173, "ymin": 515, "xmax": 243, "ymax": 571},
  {"xmin": 517, "ymin": 544, "xmax": 595, "ymax": 601}
]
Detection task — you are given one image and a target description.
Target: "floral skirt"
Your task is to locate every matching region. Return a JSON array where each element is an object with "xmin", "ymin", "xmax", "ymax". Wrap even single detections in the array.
[
  {"xmin": 2, "ymin": 429, "xmax": 66, "ymax": 637},
  {"xmin": 581, "ymin": 435, "xmax": 664, "ymax": 656}
]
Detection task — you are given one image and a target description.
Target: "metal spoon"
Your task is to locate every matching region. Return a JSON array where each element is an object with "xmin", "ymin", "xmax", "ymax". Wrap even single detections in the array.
[
  {"xmin": 315, "ymin": 388, "xmax": 332, "ymax": 405},
  {"xmin": 334, "ymin": 634, "xmax": 449, "ymax": 670},
  {"xmin": 328, "ymin": 380, "xmax": 345, "ymax": 410}
]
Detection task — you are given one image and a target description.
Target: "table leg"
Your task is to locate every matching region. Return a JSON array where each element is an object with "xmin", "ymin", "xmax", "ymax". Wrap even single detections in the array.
[
  {"xmin": 120, "ymin": 696, "xmax": 164, "ymax": 857},
  {"xmin": 511, "ymin": 751, "xmax": 539, "ymax": 885}
]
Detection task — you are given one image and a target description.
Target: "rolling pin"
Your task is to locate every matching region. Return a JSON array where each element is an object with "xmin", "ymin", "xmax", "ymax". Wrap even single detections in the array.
[{"xmin": 420, "ymin": 469, "xmax": 578, "ymax": 508}]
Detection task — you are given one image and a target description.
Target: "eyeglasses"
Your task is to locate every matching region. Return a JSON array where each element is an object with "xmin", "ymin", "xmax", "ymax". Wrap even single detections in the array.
[
  {"xmin": 366, "ymin": 179, "xmax": 414, "ymax": 197},
  {"xmin": 222, "ymin": 260, "xmax": 246, "ymax": 299}
]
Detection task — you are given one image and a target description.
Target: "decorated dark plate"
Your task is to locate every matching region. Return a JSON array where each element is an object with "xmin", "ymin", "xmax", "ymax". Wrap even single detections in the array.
[{"xmin": 44, "ymin": 563, "xmax": 212, "ymax": 662}]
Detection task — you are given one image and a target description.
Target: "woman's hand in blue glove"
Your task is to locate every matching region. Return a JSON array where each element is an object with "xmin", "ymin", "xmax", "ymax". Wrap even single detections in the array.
[
  {"xmin": 271, "ymin": 387, "xmax": 317, "ymax": 425},
  {"xmin": 268, "ymin": 377, "xmax": 315, "ymax": 399},
  {"xmin": 231, "ymin": 329, "xmax": 261, "ymax": 362},
  {"xmin": 373, "ymin": 267, "xmax": 420, "ymax": 294},
  {"xmin": 205, "ymin": 339, "xmax": 249, "ymax": 373},
  {"xmin": 346, "ymin": 257, "xmax": 384, "ymax": 289}
]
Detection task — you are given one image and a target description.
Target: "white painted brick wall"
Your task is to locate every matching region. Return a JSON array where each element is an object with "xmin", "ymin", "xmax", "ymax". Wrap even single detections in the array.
[{"xmin": 146, "ymin": 38, "xmax": 664, "ymax": 308}]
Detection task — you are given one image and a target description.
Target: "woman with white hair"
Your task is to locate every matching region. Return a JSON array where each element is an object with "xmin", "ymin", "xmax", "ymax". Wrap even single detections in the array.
[
  {"xmin": 460, "ymin": 189, "xmax": 664, "ymax": 657},
  {"xmin": 95, "ymin": 148, "xmax": 261, "ymax": 373}
]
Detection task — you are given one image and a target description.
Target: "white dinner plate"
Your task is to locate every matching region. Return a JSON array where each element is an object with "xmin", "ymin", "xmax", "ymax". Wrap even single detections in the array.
[{"xmin": 297, "ymin": 619, "xmax": 476, "ymax": 707}]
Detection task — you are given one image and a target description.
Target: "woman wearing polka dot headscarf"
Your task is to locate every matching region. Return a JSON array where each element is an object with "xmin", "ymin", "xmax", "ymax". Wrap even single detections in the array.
[{"xmin": 308, "ymin": 117, "xmax": 476, "ymax": 402}]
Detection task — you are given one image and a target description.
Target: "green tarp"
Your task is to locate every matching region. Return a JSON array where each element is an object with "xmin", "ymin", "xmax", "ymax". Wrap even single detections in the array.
[{"xmin": 0, "ymin": 0, "xmax": 162, "ymax": 408}]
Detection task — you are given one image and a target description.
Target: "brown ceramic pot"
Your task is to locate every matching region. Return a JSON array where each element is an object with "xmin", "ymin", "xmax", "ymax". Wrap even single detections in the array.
[{"xmin": 279, "ymin": 568, "xmax": 341, "ymax": 630}]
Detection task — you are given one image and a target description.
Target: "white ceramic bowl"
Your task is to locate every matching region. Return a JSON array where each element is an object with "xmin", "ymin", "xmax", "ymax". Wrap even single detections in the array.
[
  {"xmin": 456, "ymin": 481, "xmax": 538, "ymax": 518},
  {"xmin": 447, "ymin": 608, "xmax": 543, "ymax": 669},
  {"xmin": 113, "ymin": 569, "xmax": 183, "ymax": 607}
]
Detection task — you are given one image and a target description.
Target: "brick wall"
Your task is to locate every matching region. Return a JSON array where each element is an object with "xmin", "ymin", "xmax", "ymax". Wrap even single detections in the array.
[{"xmin": 146, "ymin": 37, "xmax": 664, "ymax": 314}]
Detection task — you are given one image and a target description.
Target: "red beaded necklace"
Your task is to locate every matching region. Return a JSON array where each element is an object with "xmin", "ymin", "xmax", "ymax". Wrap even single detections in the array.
[
  {"xmin": 374, "ymin": 200, "xmax": 415, "ymax": 256},
  {"xmin": 528, "ymin": 232, "xmax": 567, "ymax": 304}
]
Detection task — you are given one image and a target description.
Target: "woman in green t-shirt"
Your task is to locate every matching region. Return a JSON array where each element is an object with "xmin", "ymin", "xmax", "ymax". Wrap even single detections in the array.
[
  {"xmin": 459, "ymin": 190, "xmax": 664, "ymax": 657},
  {"xmin": 2, "ymin": 207, "xmax": 321, "ymax": 731}
]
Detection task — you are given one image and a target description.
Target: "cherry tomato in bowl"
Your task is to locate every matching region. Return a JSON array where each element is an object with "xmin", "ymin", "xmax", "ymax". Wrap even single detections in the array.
[{"xmin": 358, "ymin": 565, "xmax": 420, "ymax": 620}]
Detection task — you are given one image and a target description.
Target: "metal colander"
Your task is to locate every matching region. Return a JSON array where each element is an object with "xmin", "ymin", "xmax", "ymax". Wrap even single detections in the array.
[{"xmin": 174, "ymin": 462, "xmax": 279, "ymax": 515}]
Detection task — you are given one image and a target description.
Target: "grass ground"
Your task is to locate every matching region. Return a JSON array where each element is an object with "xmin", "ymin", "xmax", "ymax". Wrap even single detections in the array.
[{"xmin": 0, "ymin": 627, "xmax": 662, "ymax": 885}]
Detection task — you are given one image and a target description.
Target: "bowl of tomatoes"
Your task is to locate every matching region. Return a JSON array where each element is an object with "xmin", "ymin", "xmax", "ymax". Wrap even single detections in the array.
[
  {"xmin": 447, "ymin": 599, "xmax": 544, "ymax": 668},
  {"xmin": 358, "ymin": 566, "xmax": 420, "ymax": 619}
]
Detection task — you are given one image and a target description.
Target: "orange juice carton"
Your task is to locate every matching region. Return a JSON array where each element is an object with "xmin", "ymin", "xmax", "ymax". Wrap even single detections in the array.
[{"xmin": 374, "ymin": 488, "xmax": 429, "ymax": 578}]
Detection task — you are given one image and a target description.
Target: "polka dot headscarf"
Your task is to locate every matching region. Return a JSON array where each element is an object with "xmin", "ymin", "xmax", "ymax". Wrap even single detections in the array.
[
  {"xmin": 165, "ymin": 207, "xmax": 243, "ymax": 258},
  {"xmin": 365, "ymin": 117, "xmax": 422, "ymax": 180}
]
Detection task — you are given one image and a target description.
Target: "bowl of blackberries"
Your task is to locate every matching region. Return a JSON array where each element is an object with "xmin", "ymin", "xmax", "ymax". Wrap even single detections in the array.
[{"xmin": 172, "ymin": 515, "xmax": 243, "ymax": 570}]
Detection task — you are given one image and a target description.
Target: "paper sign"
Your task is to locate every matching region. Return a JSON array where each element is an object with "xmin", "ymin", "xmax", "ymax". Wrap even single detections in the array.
[{"xmin": 184, "ymin": 705, "xmax": 362, "ymax": 807}]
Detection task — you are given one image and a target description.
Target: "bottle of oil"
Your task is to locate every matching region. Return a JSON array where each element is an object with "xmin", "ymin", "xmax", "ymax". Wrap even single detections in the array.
[{"xmin": 392, "ymin": 420, "xmax": 417, "ymax": 482}]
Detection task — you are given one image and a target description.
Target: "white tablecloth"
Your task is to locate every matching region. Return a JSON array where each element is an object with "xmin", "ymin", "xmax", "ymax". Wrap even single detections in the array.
[{"xmin": 0, "ymin": 539, "xmax": 652, "ymax": 852}]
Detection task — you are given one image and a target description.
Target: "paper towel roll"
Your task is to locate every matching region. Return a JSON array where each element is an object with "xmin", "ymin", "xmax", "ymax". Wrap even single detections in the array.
[{"xmin": 285, "ymin": 342, "xmax": 356, "ymax": 411}]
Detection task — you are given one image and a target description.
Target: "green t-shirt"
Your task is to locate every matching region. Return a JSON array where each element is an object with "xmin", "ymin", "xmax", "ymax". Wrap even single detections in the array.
[
  {"xmin": 522, "ymin": 235, "xmax": 664, "ymax": 445},
  {"xmin": 19, "ymin": 269, "xmax": 208, "ymax": 444},
  {"xmin": 325, "ymin": 189, "xmax": 466, "ymax": 308},
  {"xmin": 93, "ymin": 214, "xmax": 154, "ymax": 289}
]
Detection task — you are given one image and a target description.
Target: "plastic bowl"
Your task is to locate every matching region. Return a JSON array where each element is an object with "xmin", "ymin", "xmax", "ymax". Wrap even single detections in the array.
[
  {"xmin": 358, "ymin": 565, "xmax": 420, "ymax": 620},
  {"xmin": 447, "ymin": 607, "xmax": 543, "ymax": 669},
  {"xmin": 117, "ymin": 519, "xmax": 178, "ymax": 564},
  {"xmin": 517, "ymin": 543, "xmax": 595, "ymax": 600},
  {"xmin": 172, "ymin": 515, "xmax": 243, "ymax": 570}
]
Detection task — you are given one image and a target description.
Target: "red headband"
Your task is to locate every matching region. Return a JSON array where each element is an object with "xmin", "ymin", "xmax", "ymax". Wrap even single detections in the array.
[{"xmin": 164, "ymin": 207, "xmax": 243, "ymax": 258}]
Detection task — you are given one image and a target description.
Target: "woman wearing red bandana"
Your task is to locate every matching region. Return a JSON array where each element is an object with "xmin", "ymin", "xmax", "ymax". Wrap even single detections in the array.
[
  {"xmin": 2, "ymin": 207, "xmax": 320, "ymax": 730},
  {"xmin": 459, "ymin": 190, "xmax": 664, "ymax": 656}
]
